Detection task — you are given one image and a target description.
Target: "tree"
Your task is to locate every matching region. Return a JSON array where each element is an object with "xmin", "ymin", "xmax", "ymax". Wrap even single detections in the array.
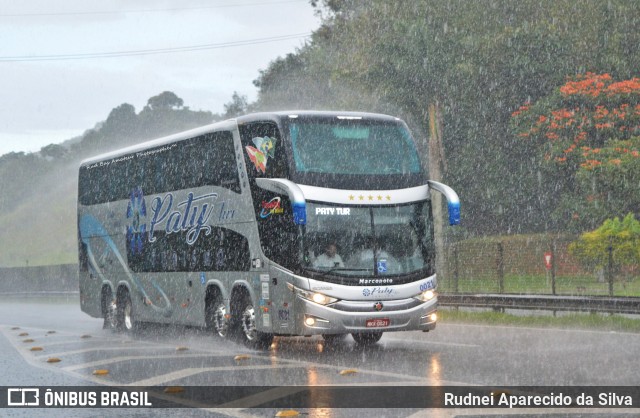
[
  {"xmin": 256, "ymin": 0, "xmax": 640, "ymax": 235},
  {"xmin": 511, "ymin": 73, "xmax": 640, "ymax": 231},
  {"xmin": 101, "ymin": 103, "xmax": 138, "ymax": 137},
  {"xmin": 222, "ymin": 91, "xmax": 249, "ymax": 118},
  {"xmin": 40, "ymin": 143, "xmax": 67, "ymax": 160},
  {"xmin": 569, "ymin": 213, "xmax": 640, "ymax": 276},
  {"xmin": 144, "ymin": 91, "xmax": 184, "ymax": 111},
  {"xmin": 138, "ymin": 92, "xmax": 213, "ymax": 141}
]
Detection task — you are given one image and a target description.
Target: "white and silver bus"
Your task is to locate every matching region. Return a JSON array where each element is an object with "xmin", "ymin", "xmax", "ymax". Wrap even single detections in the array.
[{"xmin": 78, "ymin": 111, "xmax": 460, "ymax": 348}]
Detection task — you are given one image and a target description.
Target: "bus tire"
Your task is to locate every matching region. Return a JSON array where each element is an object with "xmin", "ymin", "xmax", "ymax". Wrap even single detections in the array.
[
  {"xmin": 205, "ymin": 292, "xmax": 228, "ymax": 338},
  {"xmin": 237, "ymin": 292, "xmax": 273, "ymax": 349},
  {"xmin": 351, "ymin": 331, "xmax": 383, "ymax": 346},
  {"xmin": 116, "ymin": 289, "xmax": 136, "ymax": 333},
  {"xmin": 101, "ymin": 287, "xmax": 116, "ymax": 330}
]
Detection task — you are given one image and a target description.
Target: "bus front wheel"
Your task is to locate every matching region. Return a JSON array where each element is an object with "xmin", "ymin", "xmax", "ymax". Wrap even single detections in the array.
[
  {"xmin": 351, "ymin": 332, "xmax": 383, "ymax": 346},
  {"xmin": 237, "ymin": 293, "xmax": 273, "ymax": 349}
]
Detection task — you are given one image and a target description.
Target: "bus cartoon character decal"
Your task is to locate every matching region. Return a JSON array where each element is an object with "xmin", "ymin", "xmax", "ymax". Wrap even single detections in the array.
[
  {"xmin": 245, "ymin": 136, "xmax": 277, "ymax": 173},
  {"xmin": 126, "ymin": 187, "xmax": 147, "ymax": 256}
]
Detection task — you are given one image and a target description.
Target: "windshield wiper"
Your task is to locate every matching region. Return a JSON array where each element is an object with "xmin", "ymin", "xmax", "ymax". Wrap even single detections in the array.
[{"xmin": 326, "ymin": 267, "xmax": 371, "ymax": 274}]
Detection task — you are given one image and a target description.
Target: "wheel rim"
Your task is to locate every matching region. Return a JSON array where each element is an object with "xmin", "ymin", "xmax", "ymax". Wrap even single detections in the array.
[
  {"xmin": 124, "ymin": 300, "xmax": 133, "ymax": 330},
  {"xmin": 213, "ymin": 303, "xmax": 228, "ymax": 337},
  {"xmin": 241, "ymin": 305, "xmax": 257, "ymax": 342}
]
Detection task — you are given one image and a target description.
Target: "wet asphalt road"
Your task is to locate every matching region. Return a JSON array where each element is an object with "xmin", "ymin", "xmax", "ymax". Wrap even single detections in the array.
[{"xmin": 1, "ymin": 294, "xmax": 639, "ymax": 417}]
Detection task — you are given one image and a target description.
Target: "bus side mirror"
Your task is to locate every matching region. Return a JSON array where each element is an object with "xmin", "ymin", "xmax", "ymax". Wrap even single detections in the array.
[
  {"xmin": 427, "ymin": 180, "xmax": 460, "ymax": 226},
  {"xmin": 255, "ymin": 178, "xmax": 307, "ymax": 225}
]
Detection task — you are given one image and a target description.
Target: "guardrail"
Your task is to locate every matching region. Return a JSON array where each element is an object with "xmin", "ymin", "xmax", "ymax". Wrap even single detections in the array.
[{"xmin": 439, "ymin": 293, "xmax": 640, "ymax": 315}]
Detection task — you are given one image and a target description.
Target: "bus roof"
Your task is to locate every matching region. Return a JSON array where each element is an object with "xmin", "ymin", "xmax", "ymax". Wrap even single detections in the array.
[
  {"xmin": 235, "ymin": 110, "xmax": 401, "ymax": 125},
  {"xmin": 79, "ymin": 110, "xmax": 402, "ymax": 167}
]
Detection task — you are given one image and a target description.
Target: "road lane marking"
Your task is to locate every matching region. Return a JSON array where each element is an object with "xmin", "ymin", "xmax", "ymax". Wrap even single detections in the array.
[
  {"xmin": 383, "ymin": 336, "xmax": 480, "ymax": 348},
  {"xmin": 61, "ymin": 353, "xmax": 228, "ymax": 371},
  {"xmin": 33, "ymin": 345, "xmax": 165, "ymax": 359},
  {"xmin": 128, "ymin": 364, "xmax": 305, "ymax": 386},
  {"xmin": 217, "ymin": 386, "xmax": 307, "ymax": 408}
]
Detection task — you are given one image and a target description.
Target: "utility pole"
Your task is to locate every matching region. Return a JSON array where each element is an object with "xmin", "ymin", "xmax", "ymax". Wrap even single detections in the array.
[{"xmin": 427, "ymin": 102, "xmax": 447, "ymax": 283}]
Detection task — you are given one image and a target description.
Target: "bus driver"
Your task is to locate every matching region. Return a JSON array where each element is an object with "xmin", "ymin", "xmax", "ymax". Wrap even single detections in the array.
[{"xmin": 313, "ymin": 242, "xmax": 344, "ymax": 269}]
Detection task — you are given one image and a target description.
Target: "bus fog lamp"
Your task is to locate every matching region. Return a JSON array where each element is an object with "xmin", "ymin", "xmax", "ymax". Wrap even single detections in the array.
[{"xmin": 304, "ymin": 314, "xmax": 330, "ymax": 328}]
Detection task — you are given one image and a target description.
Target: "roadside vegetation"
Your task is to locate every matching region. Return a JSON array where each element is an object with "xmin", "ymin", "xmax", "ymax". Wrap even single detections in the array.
[{"xmin": 440, "ymin": 308, "xmax": 640, "ymax": 333}]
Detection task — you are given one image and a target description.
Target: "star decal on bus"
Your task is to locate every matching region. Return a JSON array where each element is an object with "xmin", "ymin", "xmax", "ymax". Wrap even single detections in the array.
[{"xmin": 349, "ymin": 193, "xmax": 392, "ymax": 202}]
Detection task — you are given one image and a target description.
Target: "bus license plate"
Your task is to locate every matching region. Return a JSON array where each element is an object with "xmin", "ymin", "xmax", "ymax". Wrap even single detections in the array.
[{"xmin": 366, "ymin": 318, "xmax": 390, "ymax": 328}]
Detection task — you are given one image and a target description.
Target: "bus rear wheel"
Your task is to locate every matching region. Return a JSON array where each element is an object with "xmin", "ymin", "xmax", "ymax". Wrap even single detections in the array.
[
  {"xmin": 116, "ymin": 290, "xmax": 136, "ymax": 333},
  {"xmin": 101, "ymin": 288, "xmax": 116, "ymax": 330},
  {"xmin": 206, "ymin": 298, "xmax": 229, "ymax": 338},
  {"xmin": 237, "ymin": 293, "xmax": 273, "ymax": 349},
  {"xmin": 351, "ymin": 331, "xmax": 383, "ymax": 346}
]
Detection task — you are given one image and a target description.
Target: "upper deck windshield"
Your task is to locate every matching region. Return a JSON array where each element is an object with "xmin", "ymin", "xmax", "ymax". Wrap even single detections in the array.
[
  {"xmin": 303, "ymin": 201, "xmax": 435, "ymax": 280},
  {"xmin": 287, "ymin": 117, "xmax": 422, "ymax": 176}
]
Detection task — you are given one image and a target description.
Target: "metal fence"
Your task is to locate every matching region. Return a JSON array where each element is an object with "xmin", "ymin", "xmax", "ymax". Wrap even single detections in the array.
[{"xmin": 439, "ymin": 235, "xmax": 639, "ymax": 297}]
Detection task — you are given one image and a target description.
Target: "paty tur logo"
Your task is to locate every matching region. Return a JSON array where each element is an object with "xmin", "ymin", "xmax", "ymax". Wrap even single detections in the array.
[{"xmin": 126, "ymin": 187, "xmax": 147, "ymax": 255}]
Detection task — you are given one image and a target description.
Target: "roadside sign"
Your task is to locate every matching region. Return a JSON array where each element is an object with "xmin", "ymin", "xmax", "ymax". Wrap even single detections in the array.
[{"xmin": 544, "ymin": 252, "xmax": 553, "ymax": 270}]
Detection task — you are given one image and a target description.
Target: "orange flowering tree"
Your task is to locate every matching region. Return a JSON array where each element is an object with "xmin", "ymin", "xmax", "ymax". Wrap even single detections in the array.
[{"xmin": 510, "ymin": 73, "xmax": 640, "ymax": 231}]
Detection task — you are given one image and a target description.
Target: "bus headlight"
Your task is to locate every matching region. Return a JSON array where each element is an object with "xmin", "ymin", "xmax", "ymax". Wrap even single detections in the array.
[
  {"xmin": 287, "ymin": 283, "xmax": 339, "ymax": 306},
  {"xmin": 415, "ymin": 289, "xmax": 436, "ymax": 302}
]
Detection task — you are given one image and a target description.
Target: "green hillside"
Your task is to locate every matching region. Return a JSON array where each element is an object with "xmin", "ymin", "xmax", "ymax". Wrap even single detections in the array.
[
  {"xmin": 0, "ymin": 92, "xmax": 217, "ymax": 267},
  {"xmin": 0, "ymin": 164, "xmax": 78, "ymax": 266}
]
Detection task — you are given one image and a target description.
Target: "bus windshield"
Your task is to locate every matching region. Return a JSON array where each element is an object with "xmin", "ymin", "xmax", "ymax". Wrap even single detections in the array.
[
  {"xmin": 288, "ymin": 118, "xmax": 421, "ymax": 175},
  {"xmin": 303, "ymin": 201, "xmax": 434, "ymax": 278}
]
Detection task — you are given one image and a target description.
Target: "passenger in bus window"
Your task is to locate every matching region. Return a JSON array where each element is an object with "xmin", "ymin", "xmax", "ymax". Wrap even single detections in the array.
[
  {"xmin": 313, "ymin": 242, "xmax": 344, "ymax": 269},
  {"xmin": 349, "ymin": 236, "xmax": 399, "ymax": 273}
]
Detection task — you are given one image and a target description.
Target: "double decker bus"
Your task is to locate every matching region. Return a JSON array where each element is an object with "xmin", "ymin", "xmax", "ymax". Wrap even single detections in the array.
[{"xmin": 77, "ymin": 111, "xmax": 460, "ymax": 348}]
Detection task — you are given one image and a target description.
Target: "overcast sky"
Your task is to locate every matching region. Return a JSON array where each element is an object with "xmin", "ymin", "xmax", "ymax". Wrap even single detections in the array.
[{"xmin": 0, "ymin": 0, "xmax": 321, "ymax": 156}]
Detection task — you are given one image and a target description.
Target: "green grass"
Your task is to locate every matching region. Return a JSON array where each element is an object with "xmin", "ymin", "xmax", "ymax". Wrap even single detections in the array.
[
  {"xmin": 439, "ymin": 274, "xmax": 640, "ymax": 296},
  {"xmin": 439, "ymin": 307, "xmax": 640, "ymax": 333}
]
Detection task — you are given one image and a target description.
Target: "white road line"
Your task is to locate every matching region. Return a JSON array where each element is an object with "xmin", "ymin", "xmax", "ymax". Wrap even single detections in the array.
[
  {"xmin": 383, "ymin": 336, "xmax": 479, "ymax": 348},
  {"xmin": 33, "ymin": 345, "xmax": 162, "ymax": 359},
  {"xmin": 62, "ymin": 353, "xmax": 226, "ymax": 371},
  {"xmin": 217, "ymin": 386, "xmax": 308, "ymax": 408},
  {"xmin": 128, "ymin": 364, "xmax": 305, "ymax": 387}
]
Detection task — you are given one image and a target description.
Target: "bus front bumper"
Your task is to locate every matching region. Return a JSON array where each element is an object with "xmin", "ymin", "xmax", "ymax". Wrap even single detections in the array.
[{"xmin": 294, "ymin": 296, "xmax": 438, "ymax": 335}]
